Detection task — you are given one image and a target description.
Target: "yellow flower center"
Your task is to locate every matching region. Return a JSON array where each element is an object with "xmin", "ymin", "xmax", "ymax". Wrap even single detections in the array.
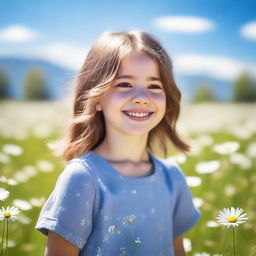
[
  {"xmin": 227, "ymin": 216, "xmax": 238, "ymax": 223},
  {"xmin": 4, "ymin": 212, "xmax": 11, "ymax": 218}
]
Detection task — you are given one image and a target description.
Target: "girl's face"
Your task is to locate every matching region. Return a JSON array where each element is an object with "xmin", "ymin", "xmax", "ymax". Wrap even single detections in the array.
[{"xmin": 97, "ymin": 53, "xmax": 166, "ymax": 137}]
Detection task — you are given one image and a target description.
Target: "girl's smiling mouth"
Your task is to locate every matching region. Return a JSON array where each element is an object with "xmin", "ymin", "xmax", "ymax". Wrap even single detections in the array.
[{"xmin": 122, "ymin": 111, "xmax": 154, "ymax": 121}]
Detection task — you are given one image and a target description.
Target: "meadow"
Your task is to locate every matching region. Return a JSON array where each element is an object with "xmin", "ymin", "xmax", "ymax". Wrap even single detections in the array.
[{"xmin": 0, "ymin": 100, "xmax": 255, "ymax": 256}]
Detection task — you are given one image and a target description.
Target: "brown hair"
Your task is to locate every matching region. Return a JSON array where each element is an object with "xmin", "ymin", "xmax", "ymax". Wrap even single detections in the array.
[{"xmin": 52, "ymin": 30, "xmax": 191, "ymax": 161}]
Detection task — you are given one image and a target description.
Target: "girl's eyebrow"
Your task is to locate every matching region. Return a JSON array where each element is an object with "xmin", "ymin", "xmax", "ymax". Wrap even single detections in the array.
[{"xmin": 115, "ymin": 75, "xmax": 161, "ymax": 81}]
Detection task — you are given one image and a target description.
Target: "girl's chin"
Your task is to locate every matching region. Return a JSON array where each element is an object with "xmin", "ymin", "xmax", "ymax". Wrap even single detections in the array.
[{"xmin": 121, "ymin": 128, "xmax": 151, "ymax": 137}]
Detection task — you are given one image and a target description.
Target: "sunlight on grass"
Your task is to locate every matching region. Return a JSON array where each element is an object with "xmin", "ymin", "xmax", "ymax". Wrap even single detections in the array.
[{"xmin": 0, "ymin": 101, "xmax": 255, "ymax": 255}]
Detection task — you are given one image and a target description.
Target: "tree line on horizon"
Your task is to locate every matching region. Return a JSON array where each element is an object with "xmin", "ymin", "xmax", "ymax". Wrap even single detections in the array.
[
  {"xmin": 0, "ymin": 67, "xmax": 50, "ymax": 101},
  {"xmin": 0, "ymin": 66, "xmax": 256, "ymax": 103}
]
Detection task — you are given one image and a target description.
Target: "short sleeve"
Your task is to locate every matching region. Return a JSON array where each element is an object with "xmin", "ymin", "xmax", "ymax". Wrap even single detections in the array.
[
  {"xmin": 35, "ymin": 159, "xmax": 96, "ymax": 249},
  {"xmin": 172, "ymin": 164, "xmax": 201, "ymax": 238}
]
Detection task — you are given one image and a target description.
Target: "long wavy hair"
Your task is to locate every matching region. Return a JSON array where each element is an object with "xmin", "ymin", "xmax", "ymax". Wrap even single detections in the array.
[{"xmin": 52, "ymin": 30, "xmax": 191, "ymax": 162}]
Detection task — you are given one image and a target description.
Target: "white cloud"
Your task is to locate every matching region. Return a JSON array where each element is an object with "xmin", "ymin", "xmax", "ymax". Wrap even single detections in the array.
[
  {"xmin": 153, "ymin": 16, "xmax": 215, "ymax": 33},
  {"xmin": 32, "ymin": 43, "xmax": 87, "ymax": 70},
  {"xmin": 173, "ymin": 53, "xmax": 256, "ymax": 81},
  {"xmin": 240, "ymin": 21, "xmax": 256, "ymax": 40},
  {"xmin": 0, "ymin": 25, "xmax": 39, "ymax": 42},
  {"xmin": 0, "ymin": 42, "xmax": 87, "ymax": 70}
]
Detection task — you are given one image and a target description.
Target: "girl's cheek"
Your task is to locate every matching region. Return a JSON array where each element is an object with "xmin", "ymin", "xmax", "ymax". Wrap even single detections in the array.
[
  {"xmin": 149, "ymin": 92, "xmax": 166, "ymax": 103},
  {"xmin": 100, "ymin": 91, "xmax": 128, "ymax": 105},
  {"xmin": 109, "ymin": 91, "xmax": 133, "ymax": 101},
  {"xmin": 150, "ymin": 92, "xmax": 166, "ymax": 99}
]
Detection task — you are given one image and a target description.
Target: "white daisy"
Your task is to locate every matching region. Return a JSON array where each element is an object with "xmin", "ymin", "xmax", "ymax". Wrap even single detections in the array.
[
  {"xmin": 194, "ymin": 253, "xmax": 210, "ymax": 256},
  {"xmin": 37, "ymin": 160, "xmax": 54, "ymax": 172},
  {"xmin": 32, "ymin": 123, "xmax": 52, "ymax": 138},
  {"xmin": 183, "ymin": 238, "xmax": 192, "ymax": 252},
  {"xmin": 7, "ymin": 178, "xmax": 18, "ymax": 186},
  {"xmin": 0, "ymin": 188, "xmax": 10, "ymax": 201},
  {"xmin": 16, "ymin": 214, "xmax": 31, "ymax": 224},
  {"xmin": 0, "ymin": 175, "xmax": 8, "ymax": 183},
  {"xmin": 206, "ymin": 221, "xmax": 219, "ymax": 227},
  {"xmin": 246, "ymin": 142, "xmax": 256, "ymax": 158},
  {"xmin": 13, "ymin": 199, "xmax": 32, "ymax": 210},
  {"xmin": 0, "ymin": 206, "xmax": 20, "ymax": 222},
  {"xmin": 0, "ymin": 152, "xmax": 10, "ymax": 163},
  {"xmin": 2, "ymin": 144, "xmax": 23, "ymax": 156},
  {"xmin": 7, "ymin": 239, "xmax": 16, "ymax": 248},
  {"xmin": 213, "ymin": 142, "xmax": 240, "ymax": 155},
  {"xmin": 193, "ymin": 197, "xmax": 204, "ymax": 208},
  {"xmin": 196, "ymin": 160, "xmax": 220, "ymax": 174},
  {"xmin": 165, "ymin": 154, "xmax": 187, "ymax": 164},
  {"xmin": 229, "ymin": 153, "xmax": 252, "ymax": 169},
  {"xmin": 13, "ymin": 171, "xmax": 29, "ymax": 183},
  {"xmin": 228, "ymin": 125, "xmax": 252, "ymax": 140},
  {"xmin": 23, "ymin": 166, "xmax": 38, "ymax": 177},
  {"xmin": 29, "ymin": 197, "xmax": 46, "ymax": 207},
  {"xmin": 186, "ymin": 176, "xmax": 202, "ymax": 187},
  {"xmin": 216, "ymin": 207, "xmax": 248, "ymax": 228},
  {"xmin": 224, "ymin": 184, "xmax": 236, "ymax": 197},
  {"xmin": 195, "ymin": 134, "xmax": 214, "ymax": 147},
  {"xmin": 189, "ymin": 142, "xmax": 202, "ymax": 156}
]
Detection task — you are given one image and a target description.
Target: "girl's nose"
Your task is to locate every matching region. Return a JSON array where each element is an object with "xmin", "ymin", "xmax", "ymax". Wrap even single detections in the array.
[{"xmin": 131, "ymin": 88, "xmax": 150, "ymax": 105}]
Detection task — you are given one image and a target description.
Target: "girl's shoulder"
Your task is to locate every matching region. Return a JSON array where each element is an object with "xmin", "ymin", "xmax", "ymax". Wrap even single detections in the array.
[
  {"xmin": 152, "ymin": 155, "xmax": 191, "ymax": 195},
  {"xmin": 64, "ymin": 151, "xmax": 103, "ymax": 180},
  {"xmin": 152, "ymin": 154, "xmax": 187, "ymax": 183},
  {"xmin": 59, "ymin": 153, "xmax": 98, "ymax": 187}
]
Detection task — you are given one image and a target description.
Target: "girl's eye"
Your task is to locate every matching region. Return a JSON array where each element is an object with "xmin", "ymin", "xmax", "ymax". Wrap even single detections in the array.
[
  {"xmin": 115, "ymin": 82, "xmax": 132, "ymax": 88},
  {"xmin": 148, "ymin": 84, "xmax": 163, "ymax": 89},
  {"xmin": 115, "ymin": 83, "xmax": 163, "ymax": 90}
]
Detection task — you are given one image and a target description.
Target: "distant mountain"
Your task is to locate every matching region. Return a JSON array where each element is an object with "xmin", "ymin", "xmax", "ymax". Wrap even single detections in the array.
[
  {"xmin": 0, "ymin": 57, "xmax": 233, "ymax": 101},
  {"xmin": 0, "ymin": 58, "xmax": 76, "ymax": 100}
]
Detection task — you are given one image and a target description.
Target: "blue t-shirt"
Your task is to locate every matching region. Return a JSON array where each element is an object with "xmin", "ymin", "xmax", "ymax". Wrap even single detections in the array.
[{"xmin": 36, "ymin": 151, "xmax": 201, "ymax": 256}]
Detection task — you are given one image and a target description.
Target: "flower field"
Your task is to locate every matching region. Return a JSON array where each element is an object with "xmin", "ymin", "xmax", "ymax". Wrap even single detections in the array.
[{"xmin": 0, "ymin": 100, "xmax": 255, "ymax": 256}]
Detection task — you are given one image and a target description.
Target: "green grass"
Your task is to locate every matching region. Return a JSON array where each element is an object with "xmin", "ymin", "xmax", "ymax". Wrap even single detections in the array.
[{"xmin": 0, "ymin": 101, "xmax": 255, "ymax": 255}]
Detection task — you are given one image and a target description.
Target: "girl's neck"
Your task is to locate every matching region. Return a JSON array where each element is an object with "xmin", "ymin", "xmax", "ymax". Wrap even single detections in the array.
[{"xmin": 93, "ymin": 133, "xmax": 149, "ymax": 162}]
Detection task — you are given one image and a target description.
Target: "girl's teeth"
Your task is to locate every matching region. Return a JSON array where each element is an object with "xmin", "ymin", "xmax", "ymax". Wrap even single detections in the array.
[{"xmin": 127, "ymin": 112, "xmax": 149, "ymax": 117}]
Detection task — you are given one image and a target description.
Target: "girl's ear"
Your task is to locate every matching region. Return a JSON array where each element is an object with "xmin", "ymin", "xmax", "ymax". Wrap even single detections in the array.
[{"xmin": 96, "ymin": 103, "xmax": 102, "ymax": 111}]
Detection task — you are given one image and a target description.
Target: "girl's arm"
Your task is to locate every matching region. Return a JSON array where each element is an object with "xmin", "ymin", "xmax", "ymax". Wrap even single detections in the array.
[
  {"xmin": 44, "ymin": 231, "xmax": 80, "ymax": 256},
  {"xmin": 173, "ymin": 236, "xmax": 186, "ymax": 256}
]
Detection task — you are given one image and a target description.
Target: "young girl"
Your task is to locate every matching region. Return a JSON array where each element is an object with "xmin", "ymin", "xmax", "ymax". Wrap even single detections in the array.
[{"xmin": 36, "ymin": 30, "xmax": 201, "ymax": 256}]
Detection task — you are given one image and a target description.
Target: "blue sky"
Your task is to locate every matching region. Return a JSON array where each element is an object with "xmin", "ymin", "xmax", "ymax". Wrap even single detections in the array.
[{"xmin": 0, "ymin": 0, "xmax": 255, "ymax": 83}]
